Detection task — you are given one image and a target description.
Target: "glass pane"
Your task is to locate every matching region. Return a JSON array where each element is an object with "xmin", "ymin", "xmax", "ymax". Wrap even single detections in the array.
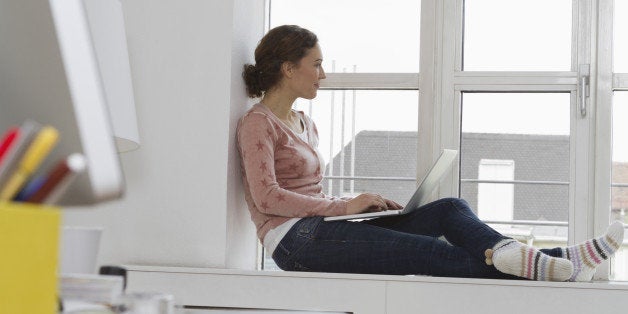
[
  {"xmin": 460, "ymin": 93, "xmax": 570, "ymax": 247},
  {"xmin": 614, "ymin": 0, "xmax": 628, "ymax": 72},
  {"xmin": 611, "ymin": 92, "xmax": 628, "ymax": 280},
  {"xmin": 293, "ymin": 90, "xmax": 419, "ymax": 203},
  {"xmin": 463, "ymin": 0, "xmax": 572, "ymax": 71},
  {"xmin": 270, "ymin": 0, "xmax": 420, "ymax": 73}
]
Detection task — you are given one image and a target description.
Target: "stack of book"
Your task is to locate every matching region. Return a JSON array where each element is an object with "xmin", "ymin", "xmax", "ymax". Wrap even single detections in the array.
[
  {"xmin": 59, "ymin": 273, "xmax": 124, "ymax": 313},
  {"xmin": 0, "ymin": 120, "xmax": 86, "ymax": 205}
]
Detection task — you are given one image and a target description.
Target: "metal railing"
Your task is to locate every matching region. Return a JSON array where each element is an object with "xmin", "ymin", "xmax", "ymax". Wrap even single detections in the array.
[
  {"xmin": 481, "ymin": 220, "xmax": 568, "ymax": 227},
  {"xmin": 324, "ymin": 175, "xmax": 415, "ymax": 182},
  {"xmin": 325, "ymin": 176, "xmax": 628, "ymax": 187},
  {"xmin": 322, "ymin": 176, "xmax": 628, "ymax": 228},
  {"xmin": 461, "ymin": 178, "xmax": 568, "ymax": 186}
]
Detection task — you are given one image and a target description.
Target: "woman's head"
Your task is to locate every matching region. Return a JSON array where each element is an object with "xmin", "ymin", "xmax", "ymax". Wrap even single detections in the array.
[{"xmin": 243, "ymin": 25, "xmax": 321, "ymax": 98}]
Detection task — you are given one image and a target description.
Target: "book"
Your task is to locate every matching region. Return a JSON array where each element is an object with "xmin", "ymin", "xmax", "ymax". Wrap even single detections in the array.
[{"xmin": 59, "ymin": 274, "xmax": 124, "ymax": 305}]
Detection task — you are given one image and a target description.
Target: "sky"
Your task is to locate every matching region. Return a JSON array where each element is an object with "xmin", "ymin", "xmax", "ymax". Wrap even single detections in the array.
[{"xmin": 270, "ymin": 0, "xmax": 628, "ymax": 162}]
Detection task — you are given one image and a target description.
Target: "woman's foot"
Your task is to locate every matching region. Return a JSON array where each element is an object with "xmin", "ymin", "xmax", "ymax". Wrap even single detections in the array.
[
  {"xmin": 491, "ymin": 239, "xmax": 573, "ymax": 281},
  {"xmin": 562, "ymin": 221, "xmax": 625, "ymax": 282}
]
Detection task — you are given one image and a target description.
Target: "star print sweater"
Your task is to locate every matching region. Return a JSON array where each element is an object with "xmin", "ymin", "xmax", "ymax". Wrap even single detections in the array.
[{"xmin": 236, "ymin": 103, "xmax": 348, "ymax": 240}]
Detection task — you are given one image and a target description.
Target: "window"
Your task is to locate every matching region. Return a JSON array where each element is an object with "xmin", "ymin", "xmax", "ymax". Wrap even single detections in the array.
[
  {"xmin": 460, "ymin": 93, "xmax": 570, "ymax": 247},
  {"xmin": 463, "ymin": 0, "xmax": 571, "ymax": 71},
  {"xmin": 263, "ymin": 0, "xmax": 626, "ymax": 279},
  {"xmin": 269, "ymin": 0, "xmax": 421, "ymax": 72},
  {"xmin": 612, "ymin": 92, "xmax": 628, "ymax": 279},
  {"xmin": 450, "ymin": 0, "xmax": 575, "ymax": 250},
  {"xmin": 614, "ymin": 0, "xmax": 628, "ymax": 73},
  {"xmin": 421, "ymin": 0, "xmax": 624, "ymax": 279}
]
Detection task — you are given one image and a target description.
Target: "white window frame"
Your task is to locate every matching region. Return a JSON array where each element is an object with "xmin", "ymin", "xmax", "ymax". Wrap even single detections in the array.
[{"xmin": 419, "ymin": 0, "xmax": 617, "ymax": 279}]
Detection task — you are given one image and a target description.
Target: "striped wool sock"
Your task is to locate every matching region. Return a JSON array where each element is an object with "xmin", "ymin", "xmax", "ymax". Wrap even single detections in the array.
[
  {"xmin": 491, "ymin": 239, "xmax": 573, "ymax": 281},
  {"xmin": 562, "ymin": 220, "xmax": 625, "ymax": 282}
]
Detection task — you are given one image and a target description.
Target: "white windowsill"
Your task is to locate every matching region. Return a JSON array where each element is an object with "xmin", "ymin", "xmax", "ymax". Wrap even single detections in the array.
[
  {"xmin": 124, "ymin": 264, "xmax": 628, "ymax": 290},
  {"xmin": 124, "ymin": 265, "xmax": 628, "ymax": 314}
]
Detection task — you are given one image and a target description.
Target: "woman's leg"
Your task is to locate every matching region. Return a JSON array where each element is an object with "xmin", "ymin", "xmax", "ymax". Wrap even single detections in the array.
[
  {"xmin": 364, "ymin": 198, "xmax": 572, "ymax": 281},
  {"xmin": 364, "ymin": 198, "xmax": 505, "ymax": 261},
  {"xmin": 272, "ymin": 216, "xmax": 512, "ymax": 279}
]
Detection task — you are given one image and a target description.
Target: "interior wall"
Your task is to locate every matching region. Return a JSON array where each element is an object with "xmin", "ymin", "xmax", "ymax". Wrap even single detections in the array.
[
  {"xmin": 226, "ymin": 0, "xmax": 266, "ymax": 269},
  {"xmin": 63, "ymin": 0, "xmax": 263, "ymax": 269}
]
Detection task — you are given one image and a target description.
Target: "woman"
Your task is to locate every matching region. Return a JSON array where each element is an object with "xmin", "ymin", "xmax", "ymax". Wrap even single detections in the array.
[{"xmin": 236, "ymin": 25, "xmax": 624, "ymax": 281}]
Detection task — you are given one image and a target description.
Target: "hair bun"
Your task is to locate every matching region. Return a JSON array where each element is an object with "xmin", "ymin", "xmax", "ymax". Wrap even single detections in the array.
[
  {"xmin": 243, "ymin": 64, "xmax": 258, "ymax": 76},
  {"xmin": 242, "ymin": 64, "xmax": 263, "ymax": 98}
]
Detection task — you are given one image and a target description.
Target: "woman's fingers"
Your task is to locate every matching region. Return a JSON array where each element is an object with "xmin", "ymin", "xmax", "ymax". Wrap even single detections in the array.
[
  {"xmin": 365, "ymin": 194, "xmax": 405, "ymax": 211},
  {"xmin": 373, "ymin": 194, "xmax": 388, "ymax": 210},
  {"xmin": 348, "ymin": 193, "xmax": 402, "ymax": 214},
  {"xmin": 361, "ymin": 194, "xmax": 385, "ymax": 212},
  {"xmin": 385, "ymin": 199, "xmax": 403, "ymax": 210}
]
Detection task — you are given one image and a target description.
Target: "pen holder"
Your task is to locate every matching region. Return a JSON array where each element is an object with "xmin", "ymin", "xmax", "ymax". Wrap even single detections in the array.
[{"xmin": 0, "ymin": 202, "xmax": 60, "ymax": 314}]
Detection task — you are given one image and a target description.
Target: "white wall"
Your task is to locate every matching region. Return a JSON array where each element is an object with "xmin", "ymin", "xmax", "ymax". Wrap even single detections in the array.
[
  {"xmin": 63, "ymin": 0, "xmax": 264, "ymax": 269},
  {"xmin": 226, "ymin": 0, "xmax": 266, "ymax": 269}
]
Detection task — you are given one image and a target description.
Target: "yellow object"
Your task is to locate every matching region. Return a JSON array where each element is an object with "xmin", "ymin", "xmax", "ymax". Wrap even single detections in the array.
[
  {"xmin": 0, "ymin": 202, "xmax": 60, "ymax": 314},
  {"xmin": 0, "ymin": 126, "xmax": 59, "ymax": 201}
]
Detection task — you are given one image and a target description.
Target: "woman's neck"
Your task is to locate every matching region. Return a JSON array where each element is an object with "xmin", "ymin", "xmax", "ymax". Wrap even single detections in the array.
[{"xmin": 261, "ymin": 89, "xmax": 297, "ymax": 120}]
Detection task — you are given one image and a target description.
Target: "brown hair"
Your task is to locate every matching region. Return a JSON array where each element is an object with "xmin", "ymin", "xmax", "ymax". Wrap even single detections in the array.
[{"xmin": 243, "ymin": 25, "xmax": 318, "ymax": 98}]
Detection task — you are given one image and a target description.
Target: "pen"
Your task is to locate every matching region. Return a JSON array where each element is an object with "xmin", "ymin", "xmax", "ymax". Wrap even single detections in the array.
[
  {"xmin": 0, "ymin": 120, "xmax": 40, "ymax": 188},
  {"xmin": 0, "ymin": 126, "xmax": 59, "ymax": 201},
  {"xmin": 0, "ymin": 126, "xmax": 20, "ymax": 167},
  {"xmin": 32, "ymin": 153, "xmax": 86, "ymax": 205},
  {"xmin": 13, "ymin": 175, "xmax": 46, "ymax": 202}
]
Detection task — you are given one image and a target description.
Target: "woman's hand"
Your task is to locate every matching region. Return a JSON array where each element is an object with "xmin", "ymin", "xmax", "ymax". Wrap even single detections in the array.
[{"xmin": 345, "ymin": 193, "xmax": 403, "ymax": 215}]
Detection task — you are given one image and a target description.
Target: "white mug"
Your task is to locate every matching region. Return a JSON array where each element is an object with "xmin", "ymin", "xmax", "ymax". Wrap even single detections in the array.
[{"xmin": 59, "ymin": 226, "xmax": 103, "ymax": 274}]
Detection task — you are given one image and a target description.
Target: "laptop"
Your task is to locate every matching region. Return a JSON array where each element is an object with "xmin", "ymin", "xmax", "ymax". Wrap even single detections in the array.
[{"xmin": 324, "ymin": 149, "xmax": 458, "ymax": 221}]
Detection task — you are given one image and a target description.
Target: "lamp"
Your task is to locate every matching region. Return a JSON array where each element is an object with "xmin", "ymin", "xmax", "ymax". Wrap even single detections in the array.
[{"xmin": 84, "ymin": 0, "xmax": 140, "ymax": 153}]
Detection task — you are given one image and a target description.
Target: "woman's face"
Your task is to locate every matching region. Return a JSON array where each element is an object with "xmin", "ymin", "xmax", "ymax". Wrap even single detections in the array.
[{"xmin": 286, "ymin": 44, "xmax": 326, "ymax": 100}]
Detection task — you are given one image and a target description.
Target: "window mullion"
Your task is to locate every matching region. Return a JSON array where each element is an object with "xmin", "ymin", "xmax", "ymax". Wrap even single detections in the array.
[
  {"xmin": 592, "ymin": 0, "xmax": 614, "ymax": 280},
  {"xmin": 454, "ymin": 71, "xmax": 578, "ymax": 91},
  {"xmin": 320, "ymin": 73, "xmax": 419, "ymax": 90},
  {"xmin": 569, "ymin": 0, "xmax": 595, "ymax": 248},
  {"xmin": 418, "ymin": 0, "xmax": 460, "ymax": 200},
  {"xmin": 452, "ymin": 72, "xmax": 580, "ymax": 92}
]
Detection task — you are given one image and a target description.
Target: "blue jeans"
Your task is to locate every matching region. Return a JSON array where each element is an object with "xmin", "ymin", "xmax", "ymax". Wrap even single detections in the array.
[{"xmin": 272, "ymin": 197, "xmax": 563, "ymax": 279}]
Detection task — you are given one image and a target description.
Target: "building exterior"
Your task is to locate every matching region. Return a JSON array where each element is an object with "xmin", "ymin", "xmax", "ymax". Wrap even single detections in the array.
[{"xmin": 325, "ymin": 131, "xmax": 628, "ymax": 223}]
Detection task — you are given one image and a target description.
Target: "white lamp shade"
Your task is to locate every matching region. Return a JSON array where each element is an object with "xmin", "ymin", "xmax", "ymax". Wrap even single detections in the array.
[{"xmin": 84, "ymin": 0, "xmax": 140, "ymax": 153}]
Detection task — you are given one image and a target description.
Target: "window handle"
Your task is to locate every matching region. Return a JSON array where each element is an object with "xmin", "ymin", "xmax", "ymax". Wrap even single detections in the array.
[{"xmin": 578, "ymin": 64, "xmax": 590, "ymax": 118}]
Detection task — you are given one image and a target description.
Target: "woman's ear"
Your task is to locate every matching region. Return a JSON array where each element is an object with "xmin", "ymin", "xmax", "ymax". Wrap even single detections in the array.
[{"xmin": 281, "ymin": 61, "xmax": 295, "ymax": 79}]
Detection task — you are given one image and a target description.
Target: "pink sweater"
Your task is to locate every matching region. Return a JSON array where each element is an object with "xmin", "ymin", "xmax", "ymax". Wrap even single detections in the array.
[{"xmin": 236, "ymin": 103, "xmax": 348, "ymax": 240}]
